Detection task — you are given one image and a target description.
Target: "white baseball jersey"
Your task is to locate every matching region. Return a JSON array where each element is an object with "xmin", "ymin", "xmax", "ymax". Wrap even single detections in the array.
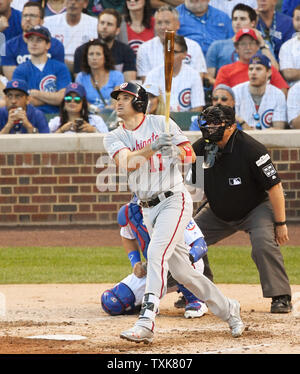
[
  {"xmin": 209, "ymin": 0, "xmax": 257, "ymax": 18},
  {"xmin": 287, "ymin": 80, "xmax": 300, "ymax": 123},
  {"xmin": 144, "ymin": 64, "xmax": 205, "ymax": 112},
  {"xmin": 44, "ymin": 13, "xmax": 98, "ymax": 62},
  {"xmin": 279, "ymin": 35, "xmax": 300, "ymax": 86},
  {"xmin": 136, "ymin": 36, "xmax": 207, "ymax": 78},
  {"xmin": 104, "ymin": 114, "xmax": 189, "ymax": 200},
  {"xmin": 233, "ymin": 82, "xmax": 287, "ymax": 128}
]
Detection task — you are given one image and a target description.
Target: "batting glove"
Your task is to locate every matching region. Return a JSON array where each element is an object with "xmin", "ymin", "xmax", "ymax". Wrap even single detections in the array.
[
  {"xmin": 160, "ymin": 144, "xmax": 180, "ymax": 158},
  {"xmin": 151, "ymin": 133, "xmax": 173, "ymax": 151}
]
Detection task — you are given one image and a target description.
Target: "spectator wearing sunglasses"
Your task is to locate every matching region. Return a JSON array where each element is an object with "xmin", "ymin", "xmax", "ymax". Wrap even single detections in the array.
[
  {"xmin": 143, "ymin": 34, "xmax": 205, "ymax": 113},
  {"xmin": 189, "ymin": 84, "xmax": 248, "ymax": 131},
  {"xmin": 48, "ymin": 82, "xmax": 108, "ymax": 133}
]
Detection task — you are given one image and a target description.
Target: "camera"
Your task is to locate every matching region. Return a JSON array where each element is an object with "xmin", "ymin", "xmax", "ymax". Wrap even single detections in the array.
[{"xmin": 74, "ymin": 118, "xmax": 83, "ymax": 132}]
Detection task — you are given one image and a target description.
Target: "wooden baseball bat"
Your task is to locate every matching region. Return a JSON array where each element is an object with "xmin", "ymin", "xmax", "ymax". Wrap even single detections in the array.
[{"xmin": 164, "ymin": 30, "xmax": 175, "ymax": 133}]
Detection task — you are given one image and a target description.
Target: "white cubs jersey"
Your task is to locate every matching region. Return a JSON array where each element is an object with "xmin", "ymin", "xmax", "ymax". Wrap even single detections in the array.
[
  {"xmin": 136, "ymin": 36, "xmax": 207, "ymax": 78},
  {"xmin": 144, "ymin": 64, "xmax": 205, "ymax": 112},
  {"xmin": 104, "ymin": 114, "xmax": 189, "ymax": 200},
  {"xmin": 279, "ymin": 35, "xmax": 300, "ymax": 86},
  {"xmin": 287, "ymin": 80, "xmax": 300, "ymax": 123},
  {"xmin": 233, "ymin": 82, "xmax": 287, "ymax": 128},
  {"xmin": 44, "ymin": 13, "xmax": 98, "ymax": 62},
  {"xmin": 122, "ymin": 273, "xmax": 146, "ymax": 306}
]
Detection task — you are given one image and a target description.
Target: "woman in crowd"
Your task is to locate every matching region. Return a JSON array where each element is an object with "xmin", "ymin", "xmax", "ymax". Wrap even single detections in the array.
[
  {"xmin": 49, "ymin": 82, "xmax": 108, "ymax": 133},
  {"xmin": 75, "ymin": 39, "xmax": 124, "ymax": 114},
  {"xmin": 118, "ymin": 0, "xmax": 155, "ymax": 55}
]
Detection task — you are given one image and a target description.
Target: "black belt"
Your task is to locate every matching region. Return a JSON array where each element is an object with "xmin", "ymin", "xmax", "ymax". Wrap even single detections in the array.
[{"xmin": 139, "ymin": 191, "xmax": 174, "ymax": 208}]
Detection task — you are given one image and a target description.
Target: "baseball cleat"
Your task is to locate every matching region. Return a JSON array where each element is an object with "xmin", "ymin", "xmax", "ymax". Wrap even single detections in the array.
[
  {"xmin": 120, "ymin": 325, "xmax": 154, "ymax": 344},
  {"xmin": 184, "ymin": 300, "xmax": 208, "ymax": 319},
  {"xmin": 227, "ymin": 299, "xmax": 245, "ymax": 338},
  {"xmin": 174, "ymin": 295, "xmax": 186, "ymax": 309}
]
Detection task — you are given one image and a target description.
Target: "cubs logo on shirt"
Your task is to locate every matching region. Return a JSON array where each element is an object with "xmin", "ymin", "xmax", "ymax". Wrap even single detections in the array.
[
  {"xmin": 40, "ymin": 75, "xmax": 57, "ymax": 92},
  {"xmin": 261, "ymin": 109, "xmax": 273, "ymax": 128},
  {"xmin": 178, "ymin": 88, "xmax": 191, "ymax": 109},
  {"xmin": 129, "ymin": 40, "xmax": 144, "ymax": 55}
]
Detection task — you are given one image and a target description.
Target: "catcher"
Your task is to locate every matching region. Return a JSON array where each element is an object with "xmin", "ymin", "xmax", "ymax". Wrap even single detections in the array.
[{"xmin": 101, "ymin": 196, "xmax": 208, "ymax": 318}]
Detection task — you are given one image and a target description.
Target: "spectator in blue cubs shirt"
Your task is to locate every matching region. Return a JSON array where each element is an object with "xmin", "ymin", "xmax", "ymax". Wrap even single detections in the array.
[
  {"xmin": 2, "ymin": 1, "xmax": 65, "ymax": 81},
  {"xmin": 0, "ymin": 0, "xmax": 22, "ymax": 42},
  {"xmin": 176, "ymin": 0, "xmax": 234, "ymax": 56},
  {"xmin": 256, "ymin": 0, "xmax": 294, "ymax": 61},
  {"xmin": 281, "ymin": 0, "xmax": 300, "ymax": 17},
  {"xmin": 0, "ymin": 79, "xmax": 49, "ymax": 134},
  {"xmin": 12, "ymin": 25, "xmax": 71, "ymax": 114}
]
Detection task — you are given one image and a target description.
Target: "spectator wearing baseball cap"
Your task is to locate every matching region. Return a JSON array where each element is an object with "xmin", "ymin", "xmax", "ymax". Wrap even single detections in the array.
[
  {"xmin": 233, "ymin": 53, "xmax": 287, "ymax": 130},
  {"xmin": 12, "ymin": 25, "xmax": 71, "ymax": 114},
  {"xmin": 214, "ymin": 28, "xmax": 289, "ymax": 95},
  {"xmin": 48, "ymin": 82, "xmax": 108, "ymax": 134},
  {"xmin": 0, "ymin": 79, "xmax": 49, "ymax": 134},
  {"xmin": 189, "ymin": 84, "xmax": 248, "ymax": 131},
  {"xmin": 1, "ymin": 2, "xmax": 65, "ymax": 82}
]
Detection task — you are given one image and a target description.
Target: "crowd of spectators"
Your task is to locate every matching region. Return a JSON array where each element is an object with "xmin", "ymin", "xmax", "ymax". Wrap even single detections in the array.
[{"xmin": 0, "ymin": 0, "xmax": 300, "ymax": 134}]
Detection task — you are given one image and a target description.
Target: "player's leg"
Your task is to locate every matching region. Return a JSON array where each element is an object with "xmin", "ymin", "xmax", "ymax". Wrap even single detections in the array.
[
  {"xmin": 241, "ymin": 201, "xmax": 292, "ymax": 312},
  {"xmin": 120, "ymin": 191, "xmax": 193, "ymax": 343},
  {"xmin": 168, "ymin": 242, "xmax": 244, "ymax": 338},
  {"xmin": 194, "ymin": 203, "xmax": 237, "ymax": 281}
]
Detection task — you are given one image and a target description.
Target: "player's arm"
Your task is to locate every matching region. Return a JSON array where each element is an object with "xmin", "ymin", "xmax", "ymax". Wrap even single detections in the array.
[
  {"xmin": 267, "ymin": 182, "xmax": 289, "ymax": 245},
  {"xmin": 281, "ymin": 68, "xmax": 300, "ymax": 83},
  {"xmin": 2, "ymin": 66, "xmax": 16, "ymax": 81},
  {"xmin": 177, "ymin": 143, "xmax": 196, "ymax": 163},
  {"xmin": 114, "ymin": 146, "xmax": 156, "ymax": 171},
  {"xmin": 290, "ymin": 114, "xmax": 300, "ymax": 129},
  {"xmin": 115, "ymin": 133, "xmax": 173, "ymax": 171},
  {"xmin": 272, "ymin": 121, "xmax": 286, "ymax": 129},
  {"xmin": 29, "ymin": 88, "xmax": 66, "ymax": 106}
]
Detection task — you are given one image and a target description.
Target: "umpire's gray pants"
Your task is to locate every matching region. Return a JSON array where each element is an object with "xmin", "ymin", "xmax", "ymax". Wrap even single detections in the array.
[{"xmin": 194, "ymin": 200, "xmax": 291, "ymax": 298}]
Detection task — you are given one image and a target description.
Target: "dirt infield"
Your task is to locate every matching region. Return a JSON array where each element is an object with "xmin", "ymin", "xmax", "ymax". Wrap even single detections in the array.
[{"xmin": 0, "ymin": 224, "xmax": 299, "ymax": 355}]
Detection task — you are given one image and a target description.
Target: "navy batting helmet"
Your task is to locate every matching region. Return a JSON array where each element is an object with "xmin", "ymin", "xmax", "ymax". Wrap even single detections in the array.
[
  {"xmin": 101, "ymin": 282, "xmax": 136, "ymax": 315},
  {"xmin": 111, "ymin": 82, "xmax": 148, "ymax": 113}
]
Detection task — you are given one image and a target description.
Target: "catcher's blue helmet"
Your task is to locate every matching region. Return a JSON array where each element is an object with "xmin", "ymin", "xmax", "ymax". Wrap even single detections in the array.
[{"xmin": 101, "ymin": 282, "xmax": 136, "ymax": 316}]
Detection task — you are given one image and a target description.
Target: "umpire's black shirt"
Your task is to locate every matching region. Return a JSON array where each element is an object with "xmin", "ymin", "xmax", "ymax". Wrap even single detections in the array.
[{"xmin": 191, "ymin": 129, "xmax": 281, "ymax": 221}]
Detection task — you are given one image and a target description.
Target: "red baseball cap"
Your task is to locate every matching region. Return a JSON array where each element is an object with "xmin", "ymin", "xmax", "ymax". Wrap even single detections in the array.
[{"xmin": 235, "ymin": 28, "xmax": 258, "ymax": 43}]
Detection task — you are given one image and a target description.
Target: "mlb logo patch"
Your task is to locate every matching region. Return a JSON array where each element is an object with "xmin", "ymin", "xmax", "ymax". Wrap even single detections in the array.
[
  {"xmin": 262, "ymin": 163, "xmax": 276, "ymax": 177},
  {"xmin": 229, "ymin": 177, "xmax": 242, "ymax": 186}
]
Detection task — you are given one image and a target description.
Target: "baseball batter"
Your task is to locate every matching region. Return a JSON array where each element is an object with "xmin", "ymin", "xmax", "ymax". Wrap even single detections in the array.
[
  {"xmin": 101, "ymin": 209, "xmax": 208, "ymax": 318},
  {"xmin": 103, "ymin": 82, "xmax": 245, "ymax": 343}
]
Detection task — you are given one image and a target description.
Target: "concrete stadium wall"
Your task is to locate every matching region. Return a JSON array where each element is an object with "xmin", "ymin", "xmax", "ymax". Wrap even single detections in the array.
[{"xmin": 0, "ymin": 130, "xmax": 300, "ymax": 226}]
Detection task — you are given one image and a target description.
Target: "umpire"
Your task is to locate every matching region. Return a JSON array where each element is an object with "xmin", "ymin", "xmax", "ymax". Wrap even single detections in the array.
[{"xmin": 189, "ymin": 105, "xmax": 292, "ymax": 314}]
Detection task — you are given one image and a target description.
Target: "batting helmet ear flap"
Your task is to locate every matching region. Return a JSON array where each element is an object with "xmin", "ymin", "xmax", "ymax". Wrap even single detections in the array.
[{"xmin": 111, "ymin": 82, "xmax": 149, "ymax": 113}]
